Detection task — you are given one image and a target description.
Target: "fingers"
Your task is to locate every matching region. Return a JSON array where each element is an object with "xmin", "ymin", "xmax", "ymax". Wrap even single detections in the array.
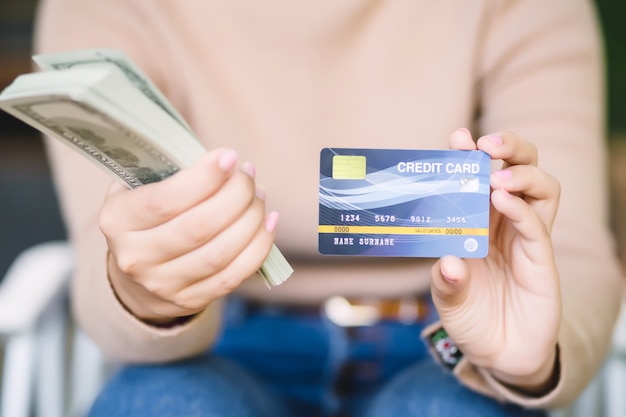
[
  {"xmin": 489, "ymin": 161, "xmax": 560, "ymax": 268},
  {"xmin": 449, "ymin": 129, "xmax": 538, "ymax": 168},
  {"xmin": 101, "ymin": 146, "xmax": 261, "ymax": 271},
  {"xmin": 476, "ymin": 131, "xmax": 538, "ymax": 167},
  {"xmin": 130, "ymin": 213, "xmax": 278, "ymax": 318},
  {"xmin": 490, "ymin": 165, "xmax": 560, "ymax": 232},
  {"xmin": 430, "ymin": 256, "xmax": 471, "ymax": 311},
  {"xmin": 484, "ymin": 137, "xmax": 559, "ymax": 260},
  {"xmin": 101, "ymin": 148, "xmax": 241, "ymax": 231},
  {"xmin": 176, "ymin": 223, "xmax": 278, "ymax": 306},
  {"xmin": 109, "ymin": 207, "xmax": 278, "ymax": 320},
  {"xmin": 100, "ymin": 147, "xmax": 281, "ymax": 320},
  {"xmin": 451, "ymin": 128, "xmax": 560, "ymax": 233},
  {"xmin": 108, "ymin": 202, "xmax": 278, "ymax": 320},
  {"xmin": 120, "ymin": 168, "xmax": 258, "ymax": 265},
  {"xmin": 133, "ymin": 197, "xmax": 271, "ymax": 289},
  {"xmin": 449, "ymin": 128, "xmax": 477, "ymax": 150}
]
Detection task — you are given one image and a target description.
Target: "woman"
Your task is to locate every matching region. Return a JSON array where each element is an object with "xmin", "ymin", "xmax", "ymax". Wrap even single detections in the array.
[{"xmin": 34, "ymin": 0, "xmax": 623, "ymax": 415}]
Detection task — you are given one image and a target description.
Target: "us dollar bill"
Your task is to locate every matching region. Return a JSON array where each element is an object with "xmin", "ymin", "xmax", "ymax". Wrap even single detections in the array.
[
  {"xmin": 33, "ymin": 48, "xmax": 195, "ymax": 135},
  {"xmin": 11, "ymin": 96, "xmax": 183, "ymax": 188},
  {"xmin": 0, "ymin": 58, "xmax": 293, "ymax": 287}
]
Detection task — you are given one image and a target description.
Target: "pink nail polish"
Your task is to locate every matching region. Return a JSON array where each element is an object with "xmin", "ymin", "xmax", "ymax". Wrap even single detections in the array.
[
  {"xmin": 441, "ymin": 266, "xmax": 457, "ymax": 283},
  {"xmin": 457, "ymin": 127, "xmax": 471, "ymax": 137},
  {"xmin": 218, "ymin": 150, "xmax": 238, "ymax": 171},
  {"xmin": 500, "ymin": 189, "xmax": 513, "ymax": 199},
  {"xmin": 451, "ymin": 127, "xmax": 472, "ymax": 144},
  {"xmin": 265, "ymin": 211, "xmax": 279, "ymax": 232},
  {"xmin": 485, "ymin": 135, "xmax": 503, "ymax": 146},
  {"xmin": 242, "ymin": 162, "xmax": 256, "ymax": 178},
  {"xmin": 494, "ymin": 169, "xmax": 512, "ymax": 180}
]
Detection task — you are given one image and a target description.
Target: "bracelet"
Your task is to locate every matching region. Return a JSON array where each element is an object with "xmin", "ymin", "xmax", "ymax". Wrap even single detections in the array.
[{"xmin": 427, "ymin": 327, "xmax": 463, "ymax": 370}]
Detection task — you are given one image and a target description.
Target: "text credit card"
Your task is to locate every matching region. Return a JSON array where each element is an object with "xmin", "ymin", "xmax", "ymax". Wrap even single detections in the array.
[{"xmin": 318, "ymin": 148, "xmax": 490, "ymax": 258}]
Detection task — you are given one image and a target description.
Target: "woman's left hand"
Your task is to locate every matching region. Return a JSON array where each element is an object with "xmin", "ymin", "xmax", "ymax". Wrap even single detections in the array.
[{"xmin": 430, "ymin": 128, "xmax": 561, "ymax": 393}]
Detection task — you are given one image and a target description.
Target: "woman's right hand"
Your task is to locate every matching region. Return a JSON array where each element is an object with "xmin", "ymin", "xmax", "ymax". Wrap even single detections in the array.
[{"xmin": 99, "ymin": 148, "xmax": 278, "ymax": 324}]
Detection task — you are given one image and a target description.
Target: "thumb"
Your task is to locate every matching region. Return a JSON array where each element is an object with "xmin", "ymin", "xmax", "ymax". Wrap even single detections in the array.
[{"xmin": 430, "ymin": 255, "xmax": 470, "ymax": 309}]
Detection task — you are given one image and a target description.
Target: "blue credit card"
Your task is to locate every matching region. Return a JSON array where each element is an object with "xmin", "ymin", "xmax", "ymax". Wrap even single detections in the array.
[{"xmin": 318, "ymin": 148, "xmax": 491, "ymax": 258}]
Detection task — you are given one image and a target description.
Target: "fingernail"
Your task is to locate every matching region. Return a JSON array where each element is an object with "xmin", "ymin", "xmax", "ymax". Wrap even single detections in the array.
[
  {"xmin": 256, "ymin": 186, "xmax": 266, "ymax": 200},
  {"xmin": 484, "ymin": 135, "xmax": 503, "ymax": 146},
  {"xmin": 500, "ymin": 189, "xmax": 513, "ymax": 199},
  {"xmin": 218, "ymin": 150, "xmax": 238, "ymax": 171},
  {"xmin": 241, "ymin": 162, "xmax": 256, "ymax": 178},
  {"xmin": 456, "ymin": 127, "xmax": 471, "ymax": 137},
  {"xmin": 493, "ymin": 169, "xmax": 512, "ymax": 180},
  {"xmin": 265, "ymin": 211, "xmax": 279, "ymax": 232},
  {"xmin": 451, "ymin": 127, "xmax": 472, "ymax": 142},
  {"xmin": 441, "ymin": 266, "xmax": 457, "ymax": 283}
]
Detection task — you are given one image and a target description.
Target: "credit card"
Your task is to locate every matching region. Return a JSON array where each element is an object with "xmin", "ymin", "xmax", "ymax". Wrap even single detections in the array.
[{"xmin": 318, "ymin": 148, "xmax": 490, "ymax": 258}]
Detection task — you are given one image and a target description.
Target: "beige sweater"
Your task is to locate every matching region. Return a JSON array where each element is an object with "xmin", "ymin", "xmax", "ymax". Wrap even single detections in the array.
[{"xmin": 34, "ymin": 0, "xmax": 623, "ymax": 409}]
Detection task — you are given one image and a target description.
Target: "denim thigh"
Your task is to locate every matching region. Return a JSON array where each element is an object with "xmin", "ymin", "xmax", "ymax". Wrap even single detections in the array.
[
  {"xmin": 89, "ymin": 296, "xmax": 548, "ymax": 417},
  {"xmin": 364, "ymin": 360, "xmax": 547, "ymax": 417},
  {"xmin": 88, "ymin": 355, "xmax": 288, "ymax": 417}
]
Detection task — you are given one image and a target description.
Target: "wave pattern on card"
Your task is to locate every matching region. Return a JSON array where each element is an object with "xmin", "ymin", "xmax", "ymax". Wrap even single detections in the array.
[{"xmin": 319, "ymin": 148, "xmax": 491, "ymax": 258}]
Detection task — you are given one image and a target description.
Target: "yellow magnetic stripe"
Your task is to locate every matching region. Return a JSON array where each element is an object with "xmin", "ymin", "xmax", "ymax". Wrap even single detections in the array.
[{"xmin": 318, "ymin": 225, "xmax": 488, "ymax": 236}]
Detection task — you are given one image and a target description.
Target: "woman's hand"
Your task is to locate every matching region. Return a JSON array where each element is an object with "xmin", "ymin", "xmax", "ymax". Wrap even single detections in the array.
[
  {"xmin": 99, "ymin": 148, "xmax": 278, "ymax": 323},
  {"xmin": 430, "ymin": 128, "xmax": 561, "ymax": 393}
]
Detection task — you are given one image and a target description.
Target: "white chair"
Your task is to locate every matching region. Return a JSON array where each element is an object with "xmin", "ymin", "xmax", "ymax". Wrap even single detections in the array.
[
  {"xmin": 0, "ymin": 241, "xmax": 105, "ymax": 417},
  {"xmin": 603, "ymin": 302, "xmax": 626, "ymax": 417}
]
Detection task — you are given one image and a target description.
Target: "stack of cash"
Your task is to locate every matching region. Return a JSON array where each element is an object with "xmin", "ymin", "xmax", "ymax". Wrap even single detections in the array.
[{"xmin": 0, "ymin": 49, "xmax": 293, "ymax": 288}]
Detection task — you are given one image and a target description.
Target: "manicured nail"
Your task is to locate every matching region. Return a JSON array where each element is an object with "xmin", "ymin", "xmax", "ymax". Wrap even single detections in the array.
[
  {"xmin": 265, "ymin": 211, "xmax": 279, "ymax": 232},
  {"xmin": 255, "ymin": 186, "xmax": 266, "ymax": 200},
  {"xmin": 218, "ymin": 150, "xmax": 238, "ymax": 171},
  {"xmin": 241, "ymin": 162, "xmax": 256, "ymax": 178},
  {"xmin": 456, "ymin": 127, "xmax": 471, "ymax": 137},
  {"xmin": 500, "ymin": 189, "xmax": 513, "ymax": 199},
  {"xmin": 451, "ymin": 127, "xmax": 472, "ymax": 143},
  {"xmin": 493, "ymin": 169, "xmax": 512, "ymax": 180},
  {"xmin": 484, "ymin": 135, "xmax": 503, "ymax": 146},
  {"xmin": 441, "ymin": 266, "xmax": 457, "ymax": 283}
]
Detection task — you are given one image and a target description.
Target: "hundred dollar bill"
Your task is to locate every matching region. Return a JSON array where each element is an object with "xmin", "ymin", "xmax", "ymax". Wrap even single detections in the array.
[
  {"xmin": 0, "ymin": 62, "xmax": 293, "ymax": 287},
  {"xmin": 33, "ymin": 48, "xmax": 195, "ymax": 135}
]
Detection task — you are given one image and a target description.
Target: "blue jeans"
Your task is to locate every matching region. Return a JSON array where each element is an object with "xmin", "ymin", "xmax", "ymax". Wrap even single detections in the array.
[{"xmin": 89, "ymin": 296, "xmax": 547, "ymax": 417}]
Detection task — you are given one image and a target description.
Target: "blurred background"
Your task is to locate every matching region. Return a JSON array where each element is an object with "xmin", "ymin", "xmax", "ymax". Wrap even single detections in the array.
[
  {"xmin": 0, "ymin": 0, "xmax": 66, "ymax": 280},
  {"xmin": 0, "ymin": 0, "xmax": 624, "ymax": 279}
]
